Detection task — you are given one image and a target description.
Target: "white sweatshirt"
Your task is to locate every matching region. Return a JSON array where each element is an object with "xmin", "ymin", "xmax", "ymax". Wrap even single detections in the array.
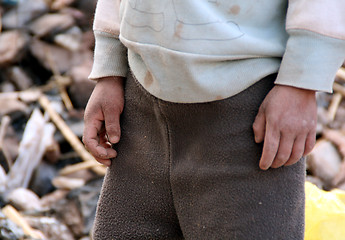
[{"xmin": 89, "ymin": 0, "xmax": 345, "ymax": 103}]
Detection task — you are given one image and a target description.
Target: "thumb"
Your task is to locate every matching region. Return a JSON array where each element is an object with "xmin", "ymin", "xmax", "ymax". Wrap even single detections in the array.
[
  {"xmin": 252, "ymin": 109, "xmax": 266, "ymax": 143},
  {"xmin": 104, "ymin": 106, "xmax": 122, "ymax": 144}
]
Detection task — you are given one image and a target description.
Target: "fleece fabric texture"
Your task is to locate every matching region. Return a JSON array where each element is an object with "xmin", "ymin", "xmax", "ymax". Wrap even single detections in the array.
[{"xmin": 92, "ymin": 73, "xmax": 306, "ymax": 240}]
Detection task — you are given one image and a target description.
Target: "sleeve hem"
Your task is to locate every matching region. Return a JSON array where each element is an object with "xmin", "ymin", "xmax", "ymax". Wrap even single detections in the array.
[
  {"xmin": 275, "ymin": 29, "xmax": 345, "ymax": 93},
  {"xmin": 89, "ymin": 31, "xmax": 128, "ymax": 80}
]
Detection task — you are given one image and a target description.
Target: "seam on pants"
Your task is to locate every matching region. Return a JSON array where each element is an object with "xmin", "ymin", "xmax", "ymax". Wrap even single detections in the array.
[
  {"xmin": 129, "ymin": 71, "xmax": 183, "ymax": 225},
  {"xmin": 156, "ymin": 99, "xmax": 184, "ymax": 237}
]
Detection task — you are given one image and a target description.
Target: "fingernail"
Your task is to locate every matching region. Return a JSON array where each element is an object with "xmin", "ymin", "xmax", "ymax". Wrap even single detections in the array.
[
  {"xmin": 259, "ymin": 162, "xmax": 269, "ymax": 170},
  {"xmin": 109, "ymin": 135, "xmax": 120, "ymax": 144}
]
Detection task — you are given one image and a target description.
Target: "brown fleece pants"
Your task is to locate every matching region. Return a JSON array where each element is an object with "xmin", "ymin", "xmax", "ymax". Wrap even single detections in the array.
[{"xmin": 92, "ymin": 73, "xmax": 305, "ymax": 240}]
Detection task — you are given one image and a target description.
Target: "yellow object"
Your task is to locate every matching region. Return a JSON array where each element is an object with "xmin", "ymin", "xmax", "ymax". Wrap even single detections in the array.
[{"xmin": 305, "ymin": 182, "xmax": 345, "ymax": 240}]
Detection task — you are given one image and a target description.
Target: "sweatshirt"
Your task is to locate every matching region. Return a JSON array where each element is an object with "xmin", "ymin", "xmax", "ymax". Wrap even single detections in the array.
[{"xmin": 89, "ymin": 0, "xmax": 345, "ymax": 103}]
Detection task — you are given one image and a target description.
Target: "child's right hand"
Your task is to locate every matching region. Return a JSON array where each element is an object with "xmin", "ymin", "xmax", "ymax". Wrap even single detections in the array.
[{"xmin": 83, "ymin": 76, "xmax": 125, "ymax": 166}]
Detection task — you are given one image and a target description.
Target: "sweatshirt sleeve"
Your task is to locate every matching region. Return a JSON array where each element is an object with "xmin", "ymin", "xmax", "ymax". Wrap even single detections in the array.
[
  {"xmin": 89, "ymin": 0, "xmax": 128, "ymax": 80},
  {"xmin": 275, "ymin": 0, "xmax": 345, "ymax": 92}
]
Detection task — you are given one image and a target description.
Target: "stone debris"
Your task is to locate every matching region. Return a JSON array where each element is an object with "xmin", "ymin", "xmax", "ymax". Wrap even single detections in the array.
[
  {"xmin": 0, "ymin": 1, "xmax": 345, "ymax": 239},
  {"xmin": 0, "ymin": 0, "xmax": 101, "ymax": 239}
]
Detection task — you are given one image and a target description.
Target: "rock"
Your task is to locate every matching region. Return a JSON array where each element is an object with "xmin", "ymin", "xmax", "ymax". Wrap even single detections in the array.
[
  {"xmin": 80, "ymin": 237, "xmax": 91, "ymax": 240},
  {"xmin": 74, "ymin": 0, "xmax": 97, "ymax": 21},
  {"xmin": 25, "ymin": 216, "xmax": 75, "ymax": 240},
  {"xmin": 29, "ymin": 13, "xmax": 75, "ymax": 37},
  {"xmin": 29, "ymin": 38, "xmax": 89, "ymax": 74},
  {"xmin": 66, "ymin": 118, "xmax": 85, "ymax": 137},
  {"xmin": 60, "ymin": 7, "xmax": 85, "ymax": 25},
  {"xmin": 6, "ymin": 110, "xmax": 56, "ymax": 194},
  {"xmin": 80, "ymin": 30, "xmax": 95, "ymax": 51},
  {"xmin": 0, "ymin": 210, "xmax": 25, "ymax": 240},
  {"xmin": 6, "ymin": 66, "xmax": 33, "ymax": 90},
  {"xmin": 51, "ymin": 0, "xmax": 77, "ymax": 10},
  {"xmin": 0, "ymin": 98, "xmax": 27, "ymax": 116},
  {"xmin": 54, "ymin": 198, "xmax": 84, "ymax": 237},
  {"xmin": 332, "ymin": 161, "xmax": 345, "ymax": 188},
  {"xmin": 54, "ymin": 178, "xmax": 103, "ymax": 237},
  {"xmin": 29, "ymin": 38, "xmax": 73, "ymax": 73},
  {"xmin": 0, "ymin": 166, "xmax": 6, "ymax": 194},
  {"xmin": 29, "ymin": 162, "xmax": 58, "ymax": 197},
  {"xmin": 7, "ymin": 188, "xmax": 42, "ymax": 211},
  {"xmin": 71, "ymin": 48, "xmax": 94, "ymax": 70},
  {"xmin": 69, "ymin": 57, "xmax": 93, "ymax": 83},
  {"xmin": 0, "ymin": 11, "xmax": 2, "ymax": 33},
  {"xmin": 0, "ymin": 125, "xmax": 20, "ymax": 172},
  {"xmin": 68, "ymin": 81, "xmax": 94, "ymax": 108},
  {"xmin": 68, "ymin": 178, "xmax": 103, "ymax": 236},
  {"xmin": 52, "ymin": 176, "xmax": 85, "ymax": 190},
  {"xmin": 307, "ymin": 140, "xmax": 342, "ymax": 189},
  {"xmin": 2, "ymin": 0, "xmax": 49, "ymax": 29},
  {"xmin": 44, "ymin": 139, "xmax": 61, "ymax": 164},
  {"xmin": 337, "ymin": 181, "xmax": 345, "ymax": 192},
  {"xmin": 40, "ymin": 189, "xmax": 69, "ymax": 208},
  {"xmin": 306, "ymin": 176, "xmax": 324, "ymax": 190},
  {"xmin": 54, "ymin": 26, "xmax": 83, "ymax": 51},
  {"xmin": 317, "ymin": 106, "xmax": 330, "ymax": 126},
  {"xmin": 64, "ymin": 169, "xmax": 95, "ymax": 183},
  {"xmin": 0, "ymin": 81, "xmax": 16, "ymax": 93},
  {"xmin": 68, "ymin": 58, "xmax": 95, "ymax": 109},
  {"xmin": 72, "ymin": 0, "xmax": 97, "ymax": 28},
  {"xmin": 0, "ymin": 31, "xmax": 29, "ymax": 67}
]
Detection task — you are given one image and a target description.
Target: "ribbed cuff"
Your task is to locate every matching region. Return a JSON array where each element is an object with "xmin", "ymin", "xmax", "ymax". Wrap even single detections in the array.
[
  {"xmin": 89, "ymin": 31, "xmax": 128, "ymax": 80},
  {"xmin": 275, "ymin": 29, "xmax": 345, "ymax": 93}
]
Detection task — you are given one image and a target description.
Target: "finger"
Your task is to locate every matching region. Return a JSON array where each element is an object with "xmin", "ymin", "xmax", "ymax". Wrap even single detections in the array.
[
  {"xmin": 83, "ymin": 120, "xmax": 117, "ymax": 160},
  {"xmin": 83, "ymin": 119, "xmax": 104, "ymax": 157},
  {"xmin": 271, "ymin": 134, "xmax": 295, "ymax": 168},
  {"xmin": 104, "ymin": 106, "xmax": 122, "ymax": 144},
  {"xmin": 94, "ymin": 141, "xmax": 118, "ymax": 166},
  {"xmin": 253, "ymin": 109, "xmax": 266, "ymax": 143},
  {"xmin": 99, "ymin": 126, "xmax": 111, "ymax": 146},
  {"xmin": 92, "ymin": 126, "xmax": 117, "ymax": 159},
  {"xmin": 99, "ymin": 137, "xmax": 117, "ymax": 159},
  {"xmin": 303, "ymin": 131, "xmax": 316, "ymax": 156},
  {"xmin": 94, "ymin": 157, "xmax": 112, "ymax": 167},
  {"xmin": 284, "ymin": 135, "xmax": 306, "ymax": 166},
  {"xmin": 259, "ymin": 124, "xmax": 280, "ymax": 170}
]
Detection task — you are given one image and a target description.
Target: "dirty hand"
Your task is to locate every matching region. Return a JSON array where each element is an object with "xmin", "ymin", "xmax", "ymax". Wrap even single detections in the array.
[
  {"xmin": 83, "ymin": 76, "xmax": 124, "ymax": 166},
  {"xmin": 252, "ymin": 85, "xmax": 317, "ymax": 170}
]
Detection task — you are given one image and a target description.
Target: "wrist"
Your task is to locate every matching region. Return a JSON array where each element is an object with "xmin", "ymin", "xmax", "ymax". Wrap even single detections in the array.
[
  {"xmin": 275, "ymin": 84, "xmax": 316, "ymax": 95},
  {"xmin": 96, "ymin": 76, "xmax": 124, "ymax": 88},
  {"xmin": 96, "ymin": 76, "xmax": 124, "ymax": 83}
]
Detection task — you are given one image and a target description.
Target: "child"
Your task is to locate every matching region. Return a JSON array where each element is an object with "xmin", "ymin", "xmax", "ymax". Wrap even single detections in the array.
[{"xmin": 83, "ymin": 1, "xmax": 345, "ymax": 239}]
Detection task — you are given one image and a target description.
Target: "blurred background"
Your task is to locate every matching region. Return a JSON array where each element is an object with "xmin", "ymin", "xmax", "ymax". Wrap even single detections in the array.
[
  {"xmin": 0, "ymin": 0, "xmax": 103, "ymax": 239},
  {"xmin": 0, "ymin": 0, "xmax": 345, "ymax": 239}
]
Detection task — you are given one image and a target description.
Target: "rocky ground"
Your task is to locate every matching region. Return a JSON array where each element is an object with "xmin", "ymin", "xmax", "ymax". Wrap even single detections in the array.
[{"xmin": 1, "ymin": 1, "xmax": 345, "ymax": 239}]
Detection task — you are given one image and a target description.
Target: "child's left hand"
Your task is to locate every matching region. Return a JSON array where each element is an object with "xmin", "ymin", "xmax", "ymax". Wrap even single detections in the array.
[{"xmin": 253, "ymin": 85, "xmax": 317, "ymax": 170}]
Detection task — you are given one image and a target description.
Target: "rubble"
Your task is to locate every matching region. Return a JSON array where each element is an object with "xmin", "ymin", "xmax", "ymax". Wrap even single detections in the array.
[
  {"xmin": 28, "ymin": 13, "xmax": 75, "ymax": 37},
  {"xmin": 0, "ymin": 30, "xmax": 29, "ymax": 66},
  {"xmin": 25, "ymin": 215, "xmax": 75, "ymax": 240},
  {"xmin": 0, "ymin": 0, "xmax": 102, "ymax": 239},
  {"xmin": 1, "ymin": 0, "xmax": 49, "ymax": 29},
  {"xmin": 306, "ymin": 140, "xmax": 342, "ymax": 189},
  {"xmin": 0, "ymin": 0, "xmax": 344, "ymax": 239},
  {"xmin": 7, "ymin": 188, "xmax": 42, "ymax": 212},
  {"xmin": 0, "ymin": 210, "xmax": 26, "ymax": 240}
]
